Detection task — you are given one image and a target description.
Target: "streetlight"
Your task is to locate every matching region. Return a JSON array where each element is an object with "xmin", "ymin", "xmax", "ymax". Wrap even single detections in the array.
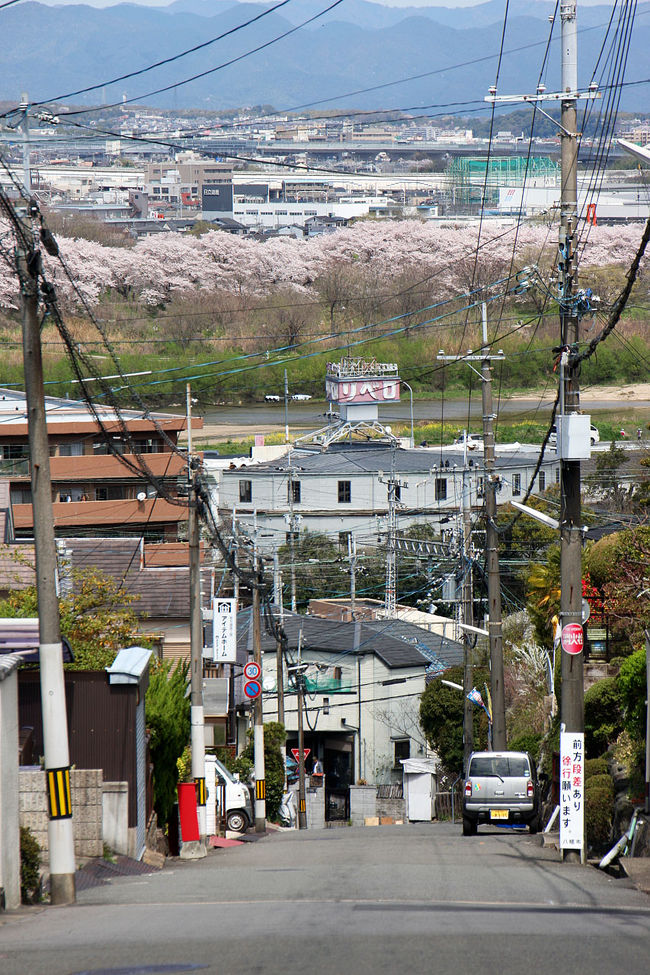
[{"xmin": 401, "ymin": 380, "xmax": 414, "ymax": 448}]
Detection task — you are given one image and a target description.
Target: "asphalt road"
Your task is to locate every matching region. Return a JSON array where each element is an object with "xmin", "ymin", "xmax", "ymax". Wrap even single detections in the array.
[
  {"xmin": 203, "ymin": 396, "xmax": 650, "ymax": 431},
  {"xmin": 1, "ymin": 824, "xmax": 649, "ymax": 975}
]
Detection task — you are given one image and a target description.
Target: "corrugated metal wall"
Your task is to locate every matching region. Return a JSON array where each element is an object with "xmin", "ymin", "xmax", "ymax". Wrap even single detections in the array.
[
  {"xmin": 18, "ymin": 670, "xmax": 138, "ymax": 827},
  {"xmin": 135, "ymin": 695, "xmax": 146, "ymax": 856}
]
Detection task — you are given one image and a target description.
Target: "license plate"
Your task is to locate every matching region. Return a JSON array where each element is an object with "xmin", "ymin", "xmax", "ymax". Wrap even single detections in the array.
[{"xmin": 490, "ymin": 809, "xmax": 509, "ymax": 820}]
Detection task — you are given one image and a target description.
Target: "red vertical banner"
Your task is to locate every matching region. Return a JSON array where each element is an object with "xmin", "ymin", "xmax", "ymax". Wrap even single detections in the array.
[{"xmin": 177, "ymin": 782, "xmax": 200, "ymax": 842}]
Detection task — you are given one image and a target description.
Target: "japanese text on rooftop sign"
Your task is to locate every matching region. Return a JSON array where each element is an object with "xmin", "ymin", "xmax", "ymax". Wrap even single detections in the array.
[
  {"xmin": 559, "ymin": 731, "xmax": 584, "ymax": 851},
  {"xmin": 325, "ymin": 378, "xmax": 400, "ymax": 404},
  {"xmin": 213, "ymin": 598, "xmax": 237, "ymax": 663}
]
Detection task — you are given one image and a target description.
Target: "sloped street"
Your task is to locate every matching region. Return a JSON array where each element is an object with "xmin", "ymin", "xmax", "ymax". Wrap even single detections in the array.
[{"xmin": 1, "ymin": 823, "xmax": 649, "ymax": 975}]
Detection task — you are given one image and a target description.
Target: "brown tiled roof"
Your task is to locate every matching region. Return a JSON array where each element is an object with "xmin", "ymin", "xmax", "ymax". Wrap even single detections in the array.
[
  {"xmin": 0, "ymin": 417, "xmax": 202, "ymax": 439},
  {"xmin": 13, "ymin": 497, "xmax": 188, "ymax": 530},
  {"xmin": 144, "ymin": 542, "xmax": 205, "ymax": 567},
  {"xmin": 41, "ymin": 452, "xmax": 187, "ymax": 482},
  {"xmin": 61, "ymin": 537, "xmax": 210, "ymax": 619}
]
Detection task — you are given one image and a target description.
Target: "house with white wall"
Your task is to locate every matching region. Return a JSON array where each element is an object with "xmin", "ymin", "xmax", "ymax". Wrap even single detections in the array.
[
  {"xmin": 212, "ymin": 441, "xmax": 559, "ymax": 554},
  {"xmin": 237, "ymin": 610, "xmax": 463, "ymax": 819}
]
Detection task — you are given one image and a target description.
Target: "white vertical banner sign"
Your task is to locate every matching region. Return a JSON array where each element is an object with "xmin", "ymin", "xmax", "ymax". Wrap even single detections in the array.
[
  {"xmin": 560, "ymin": 730, "xmax": 585, "ymax": 852},
  {"xmin": 213, "ymin": 598, "xmax": 237, "ymax": 663}
]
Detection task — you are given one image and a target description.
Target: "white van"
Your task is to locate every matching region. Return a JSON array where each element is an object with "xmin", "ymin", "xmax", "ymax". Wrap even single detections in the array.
[{"xmin": 205, "ymin": 755, "xmax": 254, "ymax": 833}]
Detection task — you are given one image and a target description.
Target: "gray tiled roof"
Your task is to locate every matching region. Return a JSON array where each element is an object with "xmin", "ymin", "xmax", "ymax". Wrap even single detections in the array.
[
  {"xmin": 231, "ymin": 443, "xmax": 550, "ymax": 476},
  {"xmin": 238, "ymin": 608, "xmax": 462, "ymax": 671}
]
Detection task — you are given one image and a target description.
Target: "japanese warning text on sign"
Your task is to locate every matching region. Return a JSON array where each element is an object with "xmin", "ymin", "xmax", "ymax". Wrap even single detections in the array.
[
  {"xmin": 213, "ymin": 598, "xmax": 237, "ymax": 663},
  {"xmin": 559, "ymin": 731, "xmax": 584, "ymax": 851}
]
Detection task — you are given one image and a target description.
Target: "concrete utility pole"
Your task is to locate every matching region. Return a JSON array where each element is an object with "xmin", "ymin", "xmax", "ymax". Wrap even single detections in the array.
[
  {"xmin": 295, "ymin": 631, "xmax": 308, "ymax": 829},
  {"xmin": 347, "ymin": 533, "xmax": 357, "ymax": 617},
  {"xmin": 187, "ymin": 385, "xmax": 207, "ymax": 854},
  {"xmin": 19, "ymin": 93, "xmax": 31, "ymax": 194},
  {"xmin": 480, "ymin": 304, "xmax": 506, "ymax": 750},
  {"xmin": 558, "ymin": 6, "xmax": 585, "ymax": 859},
  {"xmin": 252, "ymin": 554, "xmax": 267, "ymax": 832},
  {"xmin": 273, "ymin": 550, "xmax": 285, "ymax": 727},
  {"xmin": 18, "ymin": 202, "xmax": 76, "ymax": 903},
  {"xmin": 461, "ymin": 463, "xmax": 474, "ymax": 771}
]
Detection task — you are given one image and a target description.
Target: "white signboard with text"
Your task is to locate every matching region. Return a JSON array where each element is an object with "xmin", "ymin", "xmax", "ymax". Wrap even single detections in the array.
[
  {"xmin": 213, "ymin": 598, "xmax": 237, "ymax": 663},
  {"xmin": 560, "ymin": 731, "xmax": 584, "ymax": 852}
]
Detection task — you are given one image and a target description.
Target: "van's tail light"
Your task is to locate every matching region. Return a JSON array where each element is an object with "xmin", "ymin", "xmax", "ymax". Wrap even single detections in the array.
[
  {"xmin": 465, "ymin": 780, "xmax": 472, "ymax": 797},
  {"xmin": 527, "ymin": 780, "xmax": 534, "ymax": 798}
]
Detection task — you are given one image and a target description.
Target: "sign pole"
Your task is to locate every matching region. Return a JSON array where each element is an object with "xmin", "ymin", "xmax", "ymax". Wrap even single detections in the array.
[{"xmin": 252, "ymin": 555, "xmax": 266, "ymax": 832}]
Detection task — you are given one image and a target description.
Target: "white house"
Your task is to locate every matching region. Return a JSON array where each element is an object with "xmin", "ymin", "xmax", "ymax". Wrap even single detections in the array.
[
  {"xmin": 212, "ymin": 441, "xmax": 560, "ymax": 554},
  {"xmin": 237, "ymin": 610, "xmax": 463, "ymax": 819}
]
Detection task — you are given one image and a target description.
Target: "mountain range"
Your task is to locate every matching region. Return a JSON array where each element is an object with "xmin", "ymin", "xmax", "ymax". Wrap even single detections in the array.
[{"xmin": 3, "ymin": 1, "xmax": 649, "ymax": 113}]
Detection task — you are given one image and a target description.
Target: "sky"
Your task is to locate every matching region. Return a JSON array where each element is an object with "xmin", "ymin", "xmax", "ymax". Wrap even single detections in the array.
[{"xmin": 33, "ymin": 0, "xmax": 622, "ymax": 8}]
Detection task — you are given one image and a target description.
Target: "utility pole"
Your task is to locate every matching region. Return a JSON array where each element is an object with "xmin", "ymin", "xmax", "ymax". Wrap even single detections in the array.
[
  {"xmin": 437, "ymin": 335, "xmax": 506, "ymax": 757},
  {"xmin": 480, "ymin": 303, "xmax": 506, "ymax": 750},
  {"xmin": 295, "ymin": 630, "xmax": 308, "ymax": 829},
  {"xmin": 287, "ymin": 452, "xmax": 298, "ymax": 613},
  {"xmin": 284, "ymin": 368, "xmax": 290, "ymax": 444},
  {"xmin": 251, "ymin": 551, "xmax": 266, "ymax": 832},
  {"xmin": 461, "ymin": 461, "xmax": 474, "ymax": 772},
  {"xmin": 228, "ymin": 511, "xmax": 239, "ymax": 748},
  {"xmin": 347, "ymin": 533, "xmax": 357, "ymax": 617},
  {"xmin": 483, "ymin": 0, "xmax": 598, "ymax": 863},
  {"xmin": 380, "ymin": 445, "xmax": 404, "ymax": 617},
  {"xmin": 14, "ymin": 198, "xmax": 76, "ymax": 903},
  {"xmin": 558, "ymin": 5, "xmax": 585, "ymax": 864},
  {"xmin": 273, "ymin": 550, "xmax": 285, "ymax": 727},
  {"xmin": 187, "ymin": 384, "xmax": 207, "ymax": 854},
  {"xmin": 19, "ymin": 93, "xmax": 31, "ymax": 194},
  {"xmin": 645, "ymin": 630, "xmax": 649, "ymax": 815}
]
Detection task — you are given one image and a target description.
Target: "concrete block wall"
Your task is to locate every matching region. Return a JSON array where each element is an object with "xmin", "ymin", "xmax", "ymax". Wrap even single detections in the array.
[
  {"xmin": 349, "ymin": 785, "xmax": 376, "ymax": 825},
  {"xmin": 0, "ymin": 661, "xmax": 20, "ymax": 911},
  {"xmin": 19, "ymin": 768, "xmax": 103, "ymax": 859}
]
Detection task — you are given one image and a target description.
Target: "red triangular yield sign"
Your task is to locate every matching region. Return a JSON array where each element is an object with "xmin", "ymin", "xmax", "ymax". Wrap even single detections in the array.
[{"xmin": 291, "ymin": 748, "xmax": 310, "ymax": 763}]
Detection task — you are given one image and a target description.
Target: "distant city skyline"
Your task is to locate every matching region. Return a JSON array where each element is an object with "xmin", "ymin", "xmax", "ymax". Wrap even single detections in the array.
[{"xmin": 34, "ymin": 0, "xmax": 637, "ymax": 9}]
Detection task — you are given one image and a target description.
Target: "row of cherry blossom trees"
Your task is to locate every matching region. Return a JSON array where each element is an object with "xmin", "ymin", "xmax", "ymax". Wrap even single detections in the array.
[{"xmin": 0, "ymin": 218, "xmax": 646, "ymax": 314}]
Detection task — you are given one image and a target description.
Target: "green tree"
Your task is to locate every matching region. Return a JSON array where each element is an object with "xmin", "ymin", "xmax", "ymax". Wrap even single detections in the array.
[
  {"xmin": 146, "ymin": 660, "xmax": 190, "ymax": 828},
  {"xmin": 0, "ymin": 567, "xmax": 141, "ymax": 669},
  {"xmin": 419, "ymin": 665, "xmax": 489, "ymax": 779},
  {"xmin": 583, "ymin": 677, "xmax": 623, "ymax": 759},
  {"xmin": 278, "ymin": 531, "xmax": 349, "ymax": 608},
  {"xmin": 236, "ymin": 721, "xmax": 286, "ymax": 821},
  {"xmin": 617, "ymin": 646, "xmax": 647, "ymax": 741}
]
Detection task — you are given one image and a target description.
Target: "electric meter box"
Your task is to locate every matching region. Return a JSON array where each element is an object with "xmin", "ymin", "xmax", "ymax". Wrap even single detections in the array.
[{"xmin": 556, "ymin": 414, "xmax": 591, "ymax": 460}]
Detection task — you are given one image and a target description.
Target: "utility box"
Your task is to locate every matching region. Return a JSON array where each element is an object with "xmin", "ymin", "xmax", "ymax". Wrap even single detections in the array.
[{"xmin": 556, "ymin": 414, "xmax": 591, "ymax": 460}]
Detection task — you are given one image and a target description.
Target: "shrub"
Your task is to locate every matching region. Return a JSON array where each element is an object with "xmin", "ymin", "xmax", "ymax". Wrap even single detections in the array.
[
  {"xmin": 584, "ymin": 678, "xmax": 623, "ymax": 758},
  {"xmin": 146, "ymin": 659, "xmax": 190, "ymax": 828},
  {"xmin": 20, "ymin": 826, "xmax": 42, "ymax": 904},
  {"xmin": 585, "ymin": 775, "xmax": 614, "ymax": 851},
  {"xmin": 584, "ymin": 757, "xmax": 609, "ymax": 780}
]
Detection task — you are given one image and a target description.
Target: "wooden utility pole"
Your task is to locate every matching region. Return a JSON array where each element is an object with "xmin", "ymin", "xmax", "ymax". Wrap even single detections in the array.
[
  {"xmin": 187, "ymin": 385, "xmax": 206, "ymax": 854},
  {"xmin": 480, "ymin": 304, "xmax": 506, "ymax": 750},
  {"xmin": 17, "ymin": 201, "xmax": 76, "ymax": 903}
]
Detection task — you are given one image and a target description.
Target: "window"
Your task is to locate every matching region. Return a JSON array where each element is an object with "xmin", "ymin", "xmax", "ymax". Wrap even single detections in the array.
[
  {"xmin": 338, "ymin": 480, "xmax": 351, "ymax": 504},
  {"xmin": 3, "ymin": 444, "xmax": 28, "ymax": 459},
  {"xmin": 512, "ymin": 473, "xmax": 521, "ymax": 496},
  {"xmin": 58, "ymin": 441, "xmax": 83, "ymax": 457},
  {"xmin": 239, "ymin": 479, "xmax": 252, "ymax": 503},
  {"xmin": 477, "ymin": 476, "xmax": 484, "ymax": 498},
  {"xmin": 435, "ymin": 478, "xmax": 447, "ymax": 501},
  {"xmin": 390, "ymin": 483, "xmax": 401, "ymax": 502},
  {"xmin": 288, "ymin": 479, "xmax": 301, "ymax": 504},
  {"xmin": 339, "ymin": 531, "xmax": 351, "ymax": 549},
  {"xmin": 538, "ymin": 471, "xmax": 546, "ymax": 491},
  {"xmin": 555, "ymin": 467, "xmax": 560, "ymax": 484},
  {"xmin": 95, "ymin": 487, "xmax": 108, "ymax": 501},
  {"xmin": 394, "ymin": 739, "xmax": 410, "ymax": 767}
]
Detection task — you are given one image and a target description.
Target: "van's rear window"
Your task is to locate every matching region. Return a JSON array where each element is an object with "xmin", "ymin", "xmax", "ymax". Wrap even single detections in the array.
[{"xmin": 469, "ymin": 756, "xmax": 530, "ymax": 777}]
